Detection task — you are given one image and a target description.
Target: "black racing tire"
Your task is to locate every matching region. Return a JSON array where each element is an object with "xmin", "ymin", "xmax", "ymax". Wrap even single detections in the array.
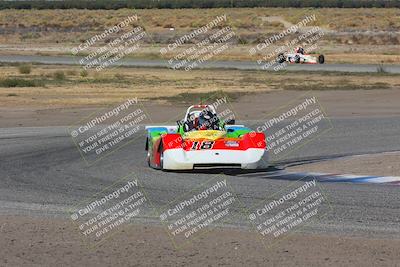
[
  {"xmin": 159, "ymin": 143, "xmax": 164, "ymax": 170},
  {"xmin": 146, "ymin": 140, "xmax": 151, "ymax": 167},
  {"xmin": 294, "ymin": 55, "xmax": 301, "ymax": 63},
  {"xmin": 147, "ymin": 152, "xmax": 151, "ymax": 167},
  {"xmin": 318, "ymin": 54, "xmax": 325, "ymax": 64},
  {"xmin": 276, "ymin": 53, "xmax": 286, "ymax": 64}
]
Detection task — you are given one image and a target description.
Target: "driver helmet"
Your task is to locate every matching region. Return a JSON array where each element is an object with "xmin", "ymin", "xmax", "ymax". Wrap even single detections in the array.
[
  {"xmin": 295, "ymin": 47, "xmax": 304, "ymax": 54},
  {"xmin": 198, "ymin": 108, "xmax": 220, "ymax": 130},
  {"xmin": 198, "ymin": 113, "xmax": 212, "ymax": 130}
]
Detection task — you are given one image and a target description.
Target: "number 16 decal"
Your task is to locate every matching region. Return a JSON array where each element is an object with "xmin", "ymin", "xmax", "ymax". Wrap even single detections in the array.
[{"xmin": 191, "ymin": 141, "xmax": 215, "ymax": 150}]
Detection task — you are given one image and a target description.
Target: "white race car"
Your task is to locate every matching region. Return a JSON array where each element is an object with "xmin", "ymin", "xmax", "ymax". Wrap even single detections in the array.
[{"xmin": 277, "ymin": 47, "xmax": 325, "ymax": 64}]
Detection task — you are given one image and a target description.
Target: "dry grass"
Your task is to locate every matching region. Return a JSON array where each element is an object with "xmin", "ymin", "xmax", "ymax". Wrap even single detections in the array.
[
  {"xmin": 0, "ymin": 8, "xmax": 399, "ymax": 46},
  {"xmin": 325, "ymin": 53, "xmax": 400, "ymax": 64},
  {"xmin": 0, "ymin": 8, "xmax": 399, "ymax": 64},
  {"xmin": 1, "ymin": 8, "xmax": 399, "ymax": 32},
  {"xmin": 0, "ymin": 64, "xmax": 398, "ymax": 108}
]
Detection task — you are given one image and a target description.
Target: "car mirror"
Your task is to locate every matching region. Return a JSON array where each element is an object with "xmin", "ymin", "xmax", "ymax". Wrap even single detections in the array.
[{"xmin": 225, "ymin": 119, "xmax": 235, "ymax": 125}]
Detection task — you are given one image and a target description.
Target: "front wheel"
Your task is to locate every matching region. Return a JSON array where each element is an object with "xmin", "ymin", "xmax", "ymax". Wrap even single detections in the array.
[
  {"xmin": 318, "ymin": 54, "xmax": 325, "ymax": 64},
  {"xmin": 159, "ymin": 143, "xmax": 164, "ymax": 170},
  {"xmin": 147, "ymin": 150, "xmax": 151, "ymax": 167}
]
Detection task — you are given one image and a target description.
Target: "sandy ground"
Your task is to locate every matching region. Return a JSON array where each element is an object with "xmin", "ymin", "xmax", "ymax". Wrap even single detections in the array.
[
  {"xmin": 1, "ymin": 215, "xmax": 399, "ymax": 267},
  {"xmin": 288, "ymin": 152, "xmax": 400, "ymax": 177},
  {"xmin": 2, "ymin": 64, "xmax": 400, "ymax": 108}
]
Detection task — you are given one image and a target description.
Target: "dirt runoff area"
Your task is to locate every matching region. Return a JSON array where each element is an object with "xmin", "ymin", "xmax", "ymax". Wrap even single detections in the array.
[{"xmin": 1, "ymin": 215, "xmax": 399, "ymax": 267}]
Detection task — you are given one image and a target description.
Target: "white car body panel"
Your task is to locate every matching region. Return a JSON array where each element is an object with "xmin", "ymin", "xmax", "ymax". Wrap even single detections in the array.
[
  {"xmin": 163, "ymin": 148, "xmax": 268, "ymax": 170},
  {"xmin": 287, "ymin": 53, "xmax": 318, "ymax": 63}
]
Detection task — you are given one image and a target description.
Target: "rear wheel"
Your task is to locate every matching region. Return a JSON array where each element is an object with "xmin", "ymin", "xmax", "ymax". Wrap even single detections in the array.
[
  {"xmin": 276, "ymin": 53, "xmax": 285, "ymax": 64},
  {"xmin": 318, "ymin": 54, "xmax": 325, "ymax": 64},
  {"xmin": 294, "ymin": 55, "xmax": 301, "ymax": 63}
]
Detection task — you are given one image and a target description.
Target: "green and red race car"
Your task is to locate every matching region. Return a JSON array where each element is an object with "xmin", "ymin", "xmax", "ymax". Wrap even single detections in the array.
[{"xmin": 145, "ymin": 105, "xmax": 268, "ymax": 170}]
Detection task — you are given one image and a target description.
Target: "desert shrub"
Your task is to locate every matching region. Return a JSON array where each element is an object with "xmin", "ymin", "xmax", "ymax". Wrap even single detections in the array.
[
  {"xmin": 53, "ymin": 71, "xmax": 66, "ymax": 80},
  {"xmin": 18, "ymin": 64, "xmax": 31, "ymax": 74},
  {"xmin": 0, "ymin": 78, "xmax": 44, "ymax": 87},
  {"xmin": 66, "ymin": 70, "xmax": 77, "ymax": 76},
  {"xmin": 114, "ymin": 73, "xmax": 125, "ymax": 80},
  {"xmin": 80, "ymin": 70, "xmax": 89, "ymax": 77}
]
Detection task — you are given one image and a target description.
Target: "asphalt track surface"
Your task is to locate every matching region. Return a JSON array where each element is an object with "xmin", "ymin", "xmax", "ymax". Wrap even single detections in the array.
[
  {"xmin": 1, "ymin": 55, "xmax": 400, "ymax": 73},
  {"xmin": 1, "ymin": 117, "xmax": 400, "ymax": 239}
]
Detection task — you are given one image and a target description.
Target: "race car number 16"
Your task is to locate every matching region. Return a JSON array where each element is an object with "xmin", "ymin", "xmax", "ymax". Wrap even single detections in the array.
[{"xmin": 191, "ymin": 141, "xmax": 215, "ymax": 150}]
